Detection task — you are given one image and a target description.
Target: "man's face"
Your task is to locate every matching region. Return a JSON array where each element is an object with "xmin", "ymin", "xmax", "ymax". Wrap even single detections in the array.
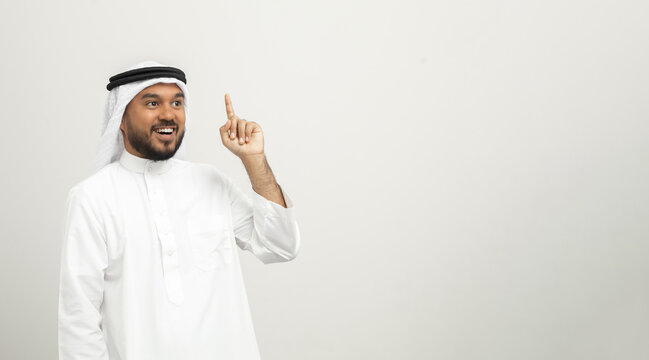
[{"xmin": 120, "ymin": 83, "xmax": 186, "ymax": 161}]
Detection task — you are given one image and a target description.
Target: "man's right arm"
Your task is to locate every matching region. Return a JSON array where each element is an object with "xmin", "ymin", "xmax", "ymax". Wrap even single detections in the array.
[{"xmin": 58, "ymin": 186, "xmax": 109, "ymax": 360}]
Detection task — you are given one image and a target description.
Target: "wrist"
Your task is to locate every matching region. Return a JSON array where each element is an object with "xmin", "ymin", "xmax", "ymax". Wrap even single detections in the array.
[{"xmin": 240, "ymin": 153, "xmax": 266, "ymax": 167}]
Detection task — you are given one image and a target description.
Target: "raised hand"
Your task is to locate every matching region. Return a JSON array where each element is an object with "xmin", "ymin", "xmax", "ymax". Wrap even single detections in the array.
[{"xmin": 219, "ymin": 93, "xmax": 264, "ymax": 159}]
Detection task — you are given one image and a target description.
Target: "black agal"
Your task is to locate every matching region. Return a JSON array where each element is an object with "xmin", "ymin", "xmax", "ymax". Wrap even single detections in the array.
[{"xmin": 106, "ymin": 66, "xmax": 186, "ymax": 91}]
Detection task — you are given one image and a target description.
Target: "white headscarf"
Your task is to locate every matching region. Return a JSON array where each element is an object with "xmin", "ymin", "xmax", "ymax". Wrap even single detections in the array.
[{"xmin": 93, "ymin": 61, "xmax": 190, "ymax": 173}]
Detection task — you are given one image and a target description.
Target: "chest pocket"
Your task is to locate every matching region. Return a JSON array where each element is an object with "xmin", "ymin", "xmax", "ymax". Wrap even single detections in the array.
[{"xmin": 186, "ymin": 214, "xmax": 233, "ymax": 271}]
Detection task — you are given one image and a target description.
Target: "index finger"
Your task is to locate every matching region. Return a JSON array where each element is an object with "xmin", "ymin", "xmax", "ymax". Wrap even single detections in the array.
[{"xmin": 225, "ymin": 93, "xmax": 235, "ymax": 119}]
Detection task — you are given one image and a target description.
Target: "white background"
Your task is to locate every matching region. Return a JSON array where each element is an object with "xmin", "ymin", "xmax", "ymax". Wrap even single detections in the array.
[{"xmin": 1, "ymin": 0, "xmax": 648, "ymax": 359}]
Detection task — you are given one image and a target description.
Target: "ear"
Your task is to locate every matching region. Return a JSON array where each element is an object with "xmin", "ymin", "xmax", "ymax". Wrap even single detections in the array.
[{"xmin": 120, "ymin": 115, "xmax": 127, "ymax": 134}]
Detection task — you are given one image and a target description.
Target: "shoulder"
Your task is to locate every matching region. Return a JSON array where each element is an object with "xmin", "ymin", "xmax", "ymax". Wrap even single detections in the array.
[{"xmin": 67, "ymin": 162, "xmax": 120, "ymax": 202}]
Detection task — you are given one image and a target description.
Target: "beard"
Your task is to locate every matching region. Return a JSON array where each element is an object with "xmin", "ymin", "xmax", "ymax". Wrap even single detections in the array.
[{"xmin": 124, "ymin": 122, "xmax": 185, "ymax": 161}]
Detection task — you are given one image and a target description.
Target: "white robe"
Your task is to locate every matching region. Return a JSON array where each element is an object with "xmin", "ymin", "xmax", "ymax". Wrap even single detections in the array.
[{"xmin": 58, "ymin": 149, "xmax": 300, "ymax": 360}]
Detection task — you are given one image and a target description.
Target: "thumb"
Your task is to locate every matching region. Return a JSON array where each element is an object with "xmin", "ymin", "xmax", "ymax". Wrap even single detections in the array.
[{"xmin": 219, "ymin": 119, "xmax": 232, "ymax": 143}]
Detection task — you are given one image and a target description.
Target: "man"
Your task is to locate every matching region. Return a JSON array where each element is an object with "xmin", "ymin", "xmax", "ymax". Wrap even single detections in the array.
[{"xmin": 58, "ymin": 61, "xmax": 300, "ymax": 360}]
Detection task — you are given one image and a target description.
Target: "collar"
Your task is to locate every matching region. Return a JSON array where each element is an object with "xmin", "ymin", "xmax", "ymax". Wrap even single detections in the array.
[{"xmin": 119, "ymin": 149, "xmax": 173, "ymax": 174}]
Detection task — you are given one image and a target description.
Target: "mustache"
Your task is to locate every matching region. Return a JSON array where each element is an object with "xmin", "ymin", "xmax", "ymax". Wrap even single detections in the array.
[{"xmin": 150, "ymin": 120, "xmax": 177, "ymax": 130}]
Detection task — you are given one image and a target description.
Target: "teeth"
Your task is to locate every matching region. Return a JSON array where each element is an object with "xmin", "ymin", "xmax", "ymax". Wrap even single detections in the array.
[{"xmin": 155, "ymin": 128, "xmax": 173, "ymax": 134}]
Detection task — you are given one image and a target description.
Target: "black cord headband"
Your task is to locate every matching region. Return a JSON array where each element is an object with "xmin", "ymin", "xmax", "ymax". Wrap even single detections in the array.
[{"xmin": 106, "ymin": 66, "xmax": 187, "ymax": 91}]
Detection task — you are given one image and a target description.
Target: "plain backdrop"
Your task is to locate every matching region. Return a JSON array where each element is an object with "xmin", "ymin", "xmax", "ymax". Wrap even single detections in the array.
[{"xmin": 1, "ymin": 0, "xmax": 648, "ymax": 359}]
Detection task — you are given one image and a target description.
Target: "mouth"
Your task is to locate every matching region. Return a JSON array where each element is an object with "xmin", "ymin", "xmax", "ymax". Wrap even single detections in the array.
[{"xmin": 152, "ymin": 126, "xmax": 177, "ymax": 141}]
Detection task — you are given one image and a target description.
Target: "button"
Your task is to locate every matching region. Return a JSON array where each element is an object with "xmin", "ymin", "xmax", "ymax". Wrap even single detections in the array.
[
  {"xmin": 160, "ymin": 209, "xmax": 166, "ymax": 216},
  {"xmin": 167, "ymin": 249, "xmax": 175, "ymax": 256}
]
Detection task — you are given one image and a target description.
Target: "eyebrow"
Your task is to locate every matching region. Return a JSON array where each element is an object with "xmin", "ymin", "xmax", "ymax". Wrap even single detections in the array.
[{"xmin": 140, "ymin": 92, "xmax": 185, "ymax": 100}]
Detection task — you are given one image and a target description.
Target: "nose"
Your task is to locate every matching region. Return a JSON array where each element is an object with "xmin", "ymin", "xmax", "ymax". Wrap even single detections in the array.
[{"xmin": 159, "ymin": 103, "xmax": 175, "ymax": 121}]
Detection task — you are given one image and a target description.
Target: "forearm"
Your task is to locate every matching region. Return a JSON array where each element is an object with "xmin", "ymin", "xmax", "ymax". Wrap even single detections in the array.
[{"xmin": 241, "ymin": 154, "xmax": 287, "ymax": 207}]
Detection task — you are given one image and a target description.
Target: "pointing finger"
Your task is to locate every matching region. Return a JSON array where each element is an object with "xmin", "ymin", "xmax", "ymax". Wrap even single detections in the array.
[{"xmin": 225, "ymin": 93, "xmax": 235, "ymax": 120}]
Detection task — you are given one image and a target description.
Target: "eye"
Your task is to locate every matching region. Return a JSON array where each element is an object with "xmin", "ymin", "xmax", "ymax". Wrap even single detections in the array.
[
  {"xmin": 173, "ymin": 100, "xmax": 183, "ymax": 107},
  {"xmin": 146, "ymin": 101, "xmax": 158, "ymax": 107}
]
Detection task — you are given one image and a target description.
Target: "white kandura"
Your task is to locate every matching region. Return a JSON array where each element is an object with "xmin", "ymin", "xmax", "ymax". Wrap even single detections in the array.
[{"xmin": 59, "ymin": 149, "xmax": 300, "ymax": 360}]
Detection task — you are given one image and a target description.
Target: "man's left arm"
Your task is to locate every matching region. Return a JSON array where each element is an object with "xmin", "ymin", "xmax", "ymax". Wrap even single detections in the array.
[{"xmin": 218, "ymin": 93, "xmax": 299, "ymax": 263}]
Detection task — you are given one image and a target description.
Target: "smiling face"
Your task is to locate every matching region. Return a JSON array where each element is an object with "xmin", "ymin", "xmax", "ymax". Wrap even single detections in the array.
[{"xmin": 120, "ymin": 83, "xmax": 186, "ymax": 161}]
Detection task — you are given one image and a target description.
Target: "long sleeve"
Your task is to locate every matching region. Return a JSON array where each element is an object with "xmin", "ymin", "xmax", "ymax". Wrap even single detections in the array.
[
  {"xmin": 228, "ymin": 180, "xmax": 301, "ymax": 264},
  {"xmin": 58, "ymin": 187, "xmax": 109, "ymax": 360}
]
